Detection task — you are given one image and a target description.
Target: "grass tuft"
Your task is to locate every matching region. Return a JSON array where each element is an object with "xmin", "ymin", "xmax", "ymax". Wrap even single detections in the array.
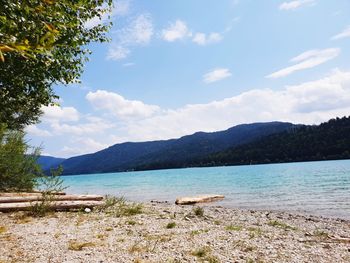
[
  {"xmin": 68, "ymin": 240, "xmax": 95, "ymax": 251},
  {"xmin": 313, "ymin": 229, "xmax": 329, "ymax": 239},
  {"xmin": 0, "ymin": 226, "xmax": 6, "ymax": 234},
  {"xmin": 101, "ymin": 196, "xmax": 143, "ymax": 217},
  {"xmin": 225, "ymin": 224, "xmax": 242, "ymax": 231},
  {"xmin": 166, "ymin": 222, "xmax": 176, "ymax": 229},
  {"xmin": 192, "ymin": 247, "xmax": 209, "ymax": 258},
  {"xmin": 126, "ymin": 220, "xmax": 137, "ymax": 225},
  {"xmin": 268, "ymin": 220, "xmax": 297, "ymax": 230},
  {"xmin": 193, "ymin": 206, "xmax": 204, "ymax": 217}
]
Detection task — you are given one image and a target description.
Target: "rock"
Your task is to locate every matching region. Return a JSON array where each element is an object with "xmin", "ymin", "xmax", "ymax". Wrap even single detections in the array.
[
  {"xmin": 175, "ymin": 194, "xmax": 224, "ymax": 205},
  {"xmin": 84, "ymin": 208, "xmax": 91, "ymax": 213}
]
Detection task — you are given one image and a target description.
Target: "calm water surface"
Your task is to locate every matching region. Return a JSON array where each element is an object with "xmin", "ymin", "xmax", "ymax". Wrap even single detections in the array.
[{"xmin": 62, "ymin": 160, "xmax": 350, "ymax": 219}]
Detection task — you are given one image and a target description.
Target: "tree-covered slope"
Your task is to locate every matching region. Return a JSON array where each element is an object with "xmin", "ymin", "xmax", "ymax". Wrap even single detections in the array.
[
  {"xmin": 37, "ymin": 156, "xmax": 65, "ymax": 171},
  {"xmin": 197, "ymin": 116, "xmax": 350, "ymax": 166},
  {"xmin": 58, "ymin": 121, "xmax": 294, "ymax": 175}
]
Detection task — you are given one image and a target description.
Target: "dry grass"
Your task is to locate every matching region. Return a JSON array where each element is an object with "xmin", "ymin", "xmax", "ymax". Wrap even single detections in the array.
[
  {"xmin": 0, "ymin": 226, "xmax": 6, "ymax": 234},
  {"xmin": 225, "ymin": 224, "xmax": 242, "ymax": 231},
  {"xmin": 68, "ymin": 240, "xmax": 96, "ymax": 251}
]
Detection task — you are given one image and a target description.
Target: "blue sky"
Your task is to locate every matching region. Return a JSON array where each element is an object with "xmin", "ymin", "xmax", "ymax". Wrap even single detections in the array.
[{"xmin": 26, "ymin": 0, "xmax": 350, "ymax": 157}]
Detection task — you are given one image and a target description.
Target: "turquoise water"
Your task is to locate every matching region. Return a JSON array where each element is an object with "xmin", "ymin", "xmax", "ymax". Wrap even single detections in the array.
[{"xmin": 62, "ymin": 160, "xmax": 350, "ymax": 219}]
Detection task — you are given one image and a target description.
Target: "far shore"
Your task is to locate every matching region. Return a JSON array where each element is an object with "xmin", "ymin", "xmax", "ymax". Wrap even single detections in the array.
[{"xmin": 1, "ymin": 200, "xmax": 349, "ymax": 263}]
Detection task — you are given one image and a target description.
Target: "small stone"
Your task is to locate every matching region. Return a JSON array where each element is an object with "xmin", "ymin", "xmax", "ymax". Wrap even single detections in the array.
[{"xmin": 84, "ymin": 208, "xmax": 91, "ymax": 213}]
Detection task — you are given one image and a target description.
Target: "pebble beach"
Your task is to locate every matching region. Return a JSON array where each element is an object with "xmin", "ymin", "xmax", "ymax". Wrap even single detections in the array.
[{"xmin": 1, "ymin": 201, "xmax": 349, "ymax": 263}]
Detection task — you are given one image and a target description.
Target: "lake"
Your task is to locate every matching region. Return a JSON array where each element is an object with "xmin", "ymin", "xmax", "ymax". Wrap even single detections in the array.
[{"xmin": 62, "ymin": 159, "xmax": 350, "ymax": 219}]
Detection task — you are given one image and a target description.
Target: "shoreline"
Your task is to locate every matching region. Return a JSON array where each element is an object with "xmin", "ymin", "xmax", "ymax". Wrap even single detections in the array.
[{"xmin": 1, "ymin": 201, "xmax": 350, "ymax": 263}]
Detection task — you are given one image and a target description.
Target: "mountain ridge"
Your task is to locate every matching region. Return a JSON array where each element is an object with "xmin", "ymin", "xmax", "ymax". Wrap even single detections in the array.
[{"xmin": 43, "ymin": 121, "xmax": 295, "ymax": 175}]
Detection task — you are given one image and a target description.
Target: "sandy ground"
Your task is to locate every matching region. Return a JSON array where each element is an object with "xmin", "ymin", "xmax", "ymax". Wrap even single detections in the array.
[{"xmin": 0, "ymin": 201, "xmax": 350, "ymax": 263}]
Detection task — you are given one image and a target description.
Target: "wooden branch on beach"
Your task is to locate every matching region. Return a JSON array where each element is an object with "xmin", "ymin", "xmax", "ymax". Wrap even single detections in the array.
[
  {"xmin": 0, "ymin": 194, "xmax": 103, "ymax": 203},
  {"xmin": 299, "ymin": 237, "xmax": 350, "ymax": 244},
  {"xmin": 175, "ymin": 194, "xmax": 225, "ymax": 205},
  {"xmin": 0, "ymin": 200, "xmax": 104, "ymax": 212},
  {"xmin": 0, "ymin": 192, "xmax": 66, "ymax": 197}
]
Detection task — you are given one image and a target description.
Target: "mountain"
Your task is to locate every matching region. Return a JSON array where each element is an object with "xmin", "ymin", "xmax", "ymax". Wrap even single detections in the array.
[
  {"xmin": 195, "ymin": 116, "xmax": 350, "ymax": 167},
  {"xmin": 56, "ymin": 121, "xmax": 295, "ymax": 175},
  {"xmin": 37, "ymin": 156, "xmax": 65, "ymax": 171}
]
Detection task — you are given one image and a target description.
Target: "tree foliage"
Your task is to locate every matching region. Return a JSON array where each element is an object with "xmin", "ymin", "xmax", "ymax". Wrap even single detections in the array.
[
  {"xmin": 0, "ymin": 0, "xmax": 113, "ymax": 129},
  {"xmin": 133, "ymin": 116, "xmax": 350, "ymax": 170},
  {"xmin": 0, "ymin": 124, "xmax": 42, "ymax": 191}
]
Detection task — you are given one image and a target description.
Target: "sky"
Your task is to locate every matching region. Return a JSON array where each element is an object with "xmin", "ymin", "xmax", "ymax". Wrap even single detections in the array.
[{"xmin": 26, "ymin": 0, "xmax": 350, "ymax": 158}]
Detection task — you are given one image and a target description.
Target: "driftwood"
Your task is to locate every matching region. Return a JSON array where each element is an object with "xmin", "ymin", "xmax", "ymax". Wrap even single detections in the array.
[
  {"xmin": 0, "ymin": 194, "xmax": 103, "ymax": 203},
  {"xmin": 299, "ymin": 237, "xmax": 350, "ymax": 244},
  {"xmin": 175, "ymin": 194, "xmax": 225, "ymax": 205},
  {"xmin": 0, "ymin": 200, "xmax": 104, "ymax": 212},
  {"xmin": 0, "ymin": 192, "xmax": 66, "ymax": 197}
]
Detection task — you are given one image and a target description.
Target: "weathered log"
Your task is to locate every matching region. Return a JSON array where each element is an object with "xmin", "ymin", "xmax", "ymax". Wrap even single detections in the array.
[
  {"xmin": 0, "ymin": 194, "xmax": 103, "ymax": 203},
  {"xmin": 175, "ymin": 194, "xmax": 225, "ymax": 205},
  {"xmin": 0, "ymin": 192, "xmax": 65, "ymax": 197},
  {"xmin": 0, "ymin": 200, "xmax": 104, "ymax": 212},
  {"xmin": 31, "ymin": 190, "xmax": 66, "ymax": 195}
]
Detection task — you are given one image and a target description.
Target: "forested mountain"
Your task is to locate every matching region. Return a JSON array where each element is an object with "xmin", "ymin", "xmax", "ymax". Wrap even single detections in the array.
[
  {"xmin": 37, "ymin": 156, "xmax": 65, "ymax": 171},
  {"xmin": 190, "ymin": 116, "xmax": 350, "ymax": 167},
  {"xmin": 53, "ymin": 122, "xmax": 294, "ymax": 175}
]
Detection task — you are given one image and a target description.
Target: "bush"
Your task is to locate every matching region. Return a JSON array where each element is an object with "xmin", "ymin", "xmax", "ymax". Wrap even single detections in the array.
[
  {"xmin": 193, "ymin": 206, "xmax": 204, "ymax": 217},
  {"xmin": 0, "ymin": 124, "xmax": 42, "ymax": 191}
]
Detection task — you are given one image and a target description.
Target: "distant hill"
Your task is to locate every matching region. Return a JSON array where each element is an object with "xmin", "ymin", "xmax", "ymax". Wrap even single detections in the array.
[
  {"xmin": 55, "ymin": 121, "xmax": 295, "ymax": 175},
  {"xmin": 37, "ymin": 156, "xmax": 65, "ymax": 171},
  {"xmin": 192, "ymin": 116, "xmax": 350, "ymax": 167}
]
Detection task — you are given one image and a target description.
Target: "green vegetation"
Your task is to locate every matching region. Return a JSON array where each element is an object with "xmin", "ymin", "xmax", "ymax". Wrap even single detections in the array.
[
  {"xmin": 313, "ymin": 229, "xmax": 329, "ymax": 238},
  {"xmin": 0, "ymin": 124, "xmax": 42, "ymax": 191},
  {"xmin": 0, "ymin": 0, "xmax": 112, "ymax": 197},
  {"xmin": 192, "ymin": 247, "xmax": 208, "ymax": 258},
  {"xmin": 1, "ymin": 0, "xmax": 113, "ymax": 129},
  {"xmin": 101, "ymin": 196, "xmax": 143, "ymax": 217},
  {"xmin": 126, "ymin": 220, "xmax": 137, "ymax": 226},
  {"xmin": 190, "ymin": 229, "xmax": 209, "ymax": 236},
  {"xmin": 193, "ymin": 206, "xmax": 204, "ymax": 217},
  {"xmin": 206, "ymin": 116, "xmax": 350, "ymax": 166},
  {"xmin": 191, "ymin": 247, "xmax": 219, "ymax": 262},
  {"xmin": 55, "ymin": 117, "xmax": 350, "ymax": 175},
  {"xmin": 225, "ymin": 224, "xmax": 242, "ymax": 231},
  {"xmin": 68, "ymin": 240, "xmax": 95, "ymax": 251},
  {"xmin": 248, "ymin": 227, "xmax": 263, "ymax": 238},
  {"xmin": 268, "ymin": 220, "xmax": 297, "ymax": 230},
  {"xmin": 166, "ymin": 222, "xmax": 176, "ymax": 229}
]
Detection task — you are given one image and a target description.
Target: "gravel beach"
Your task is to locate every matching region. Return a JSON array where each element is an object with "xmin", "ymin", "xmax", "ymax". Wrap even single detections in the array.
[{"xmin": 1, "ymin": 201, "xmax": 349, "ymax": 263}]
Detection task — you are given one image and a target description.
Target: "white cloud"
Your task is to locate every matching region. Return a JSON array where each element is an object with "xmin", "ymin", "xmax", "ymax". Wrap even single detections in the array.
[
  {"xmin": 107, "ymin": 46, "xmax": 130, "ymax": 60},
  {"xmin": 279, "ymin": 0, "xmax": 316, "ymax": 10},
  {"xmin": 203, "ymin": 68, "xmax": 232, "ymax": 83},
  {"xmin": 331, "ymin": 25, "xmax": 350, "ymax": 40},
  {"xmin": 266, "ymin": 48, "xmax": 340, "ymax": 79},
  {"xmin": 118, "ymin": 14, "xmax": 154, "ymax": 45},
  {"xmin": 42, "ymin": 105, "xmax": 80, "ymax": 122},
  {"xmin": 192, "ymin": 32, "xmax": 223, "ymax": 45},
  {"xmin": 108, "ymin": 13, "xmax": 153, "ymax": 60},
  {"xmin": 122, "ymin": 69, "xmax": 350, "ymax": 142},
  {"xmin": 60, "ymin": 138, "xmax": 109, "ymax": 157},
  {"xmin": 161, "ymin": 20, "xmax": 192, "ymax": 42},
  {"xmin": 86, "ymin": 90, "xmax": 160, "ymax": 119},
  {"xmin": 26, "ymin": 125, "xmax": 52, "ymax": 137},
  {"xmin": 50, "ymin": 118, "xmax": 114, "ymax": 136}
]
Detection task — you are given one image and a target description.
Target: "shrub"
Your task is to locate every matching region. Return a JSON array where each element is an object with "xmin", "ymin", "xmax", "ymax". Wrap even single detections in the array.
[
  {"xmin": 0, "ymin": 124, "xmax": 42, "ymax": 191},
  {"xmin": 193, "ymin": 206, "xmax": 204, "ymax": 217},
  {"xmin": 166, "ymin": 222, "xmax": 176, "ymax": 229}
]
